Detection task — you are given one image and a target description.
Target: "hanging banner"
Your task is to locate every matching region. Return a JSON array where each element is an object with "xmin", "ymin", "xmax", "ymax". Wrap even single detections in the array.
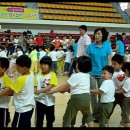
[{"xmin": 0, "ymin": 6, "xmax": 39, "ymax": 20}]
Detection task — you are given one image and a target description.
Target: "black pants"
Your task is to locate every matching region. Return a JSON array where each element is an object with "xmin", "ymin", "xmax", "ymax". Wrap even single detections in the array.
[
  {"xmin": 64, "ymin": 62, "xmax": 70, "ymax": 72},
  {"xmin": 12, "ymin": 109, "xmax": 33, "ymax": 128},
  {"xmin": 0, "ymin": 108, "xmax": 9, "ymax": 128},
  {"xmin": 35, "ymin": 101, "xmax": 55, "ymax": 127}
]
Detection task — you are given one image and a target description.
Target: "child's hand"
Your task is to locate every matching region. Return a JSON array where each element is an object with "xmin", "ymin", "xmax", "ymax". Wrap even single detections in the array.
[
  {"xmin": 35, "ymin": 90, "xmax": 41, "ymax": 95},
  {"xmin": 47, "ymin": 89, "xmax": 55, "ymax": 94}
]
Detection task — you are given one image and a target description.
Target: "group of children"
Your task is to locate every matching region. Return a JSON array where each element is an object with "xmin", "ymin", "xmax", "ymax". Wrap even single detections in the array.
[{"xmin": 0, "ymin": 46, "xmax": 130, "ymax": 127}]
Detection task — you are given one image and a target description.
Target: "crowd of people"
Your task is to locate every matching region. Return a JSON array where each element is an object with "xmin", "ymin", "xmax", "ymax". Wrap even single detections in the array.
[{"xmin": 0, "ymin": 25, "xmax": 130, "ymax": 127}]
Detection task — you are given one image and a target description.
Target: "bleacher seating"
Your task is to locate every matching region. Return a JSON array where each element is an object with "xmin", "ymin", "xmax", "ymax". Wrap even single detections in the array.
[
  {"xmin": 0, "ymin": 2, "xmax": 26, "ymax": 7},
  {"xmin": 38, "ymin": 2, "xmax": 126, "ymax": 24}
]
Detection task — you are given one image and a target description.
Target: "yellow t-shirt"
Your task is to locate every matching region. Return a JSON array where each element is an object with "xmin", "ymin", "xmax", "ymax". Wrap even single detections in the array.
[
  {"xmin": 35, "ymin": 71, "xmax": 57, "ymax": 88},
  {"xmin": 10, "ymin": 74, "xmax": 28, "ymax": 94},
  {"xmin": 35, "ymin": 71, "xmax": 58, "ymax": 106},
  {"xmin": 0, "ymin": 74, "xmax": 11, "ymax": 108},
  {"xmin": 2, "ymin": 74, "xmax": 11, "ymax": 88}
]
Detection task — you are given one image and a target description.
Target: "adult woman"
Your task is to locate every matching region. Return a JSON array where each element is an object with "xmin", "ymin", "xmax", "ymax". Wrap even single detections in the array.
[
  {"xmin": 86, "ymin": 28, "xmax": 112, "ymax": 122},
  {"xmin": 113, "ymin": 34, "xmax": 125, "ymax": 57}
]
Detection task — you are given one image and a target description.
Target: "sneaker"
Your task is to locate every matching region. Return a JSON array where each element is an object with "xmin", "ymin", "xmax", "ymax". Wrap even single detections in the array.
[
  {"xmin": 93, "ymin": 119, "xmax": 99, "ymax": 123},
  {"xmin": 80, "ymin": 125, "xmax": 87, "ymax": 127}
]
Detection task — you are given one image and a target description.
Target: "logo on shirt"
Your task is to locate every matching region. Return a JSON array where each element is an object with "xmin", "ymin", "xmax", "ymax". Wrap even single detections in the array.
[
  {"xmin": 117, "ymin": 74, "xmax": 125, "ymax": 81},
  {"xmin": 41, "ymin": 78, "xmax": 50, "ymax": 88}
]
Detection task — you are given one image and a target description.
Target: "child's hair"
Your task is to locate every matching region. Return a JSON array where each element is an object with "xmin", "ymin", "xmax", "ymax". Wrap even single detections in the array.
[
  {"xmin": 77, "ymin": 56, "xmax": 92, "ymax": 73},
  {"xmin": 40, "ymin": 56, "xmax": 52, "ymax": 67},
  {"xmin": 0, "ymin": 57, "xmax": 9, "ymax": 70},
  {"xmin": 102, "ymin": 65, "xmax": 114, "ymax": 75},
  {"xmin": 122, "ymin": 62, "xmax": 130, "ymax": 74},
  {"xmin": 49, "ymin": 44, "xmax": 55, "ymax": 51},
  {"xmin": 112, "ymin": 54, "xmax": 124, "ymax": 65},
  {"xmin": 16, "ymin": 55, "xmax": 31, "ymax": 68},
  {"xmin": 39, "ymin": 45, "xmax": 45, "ymax": 51},
  {"xmin": 0, "ymin": 45, "xmax": 5, "ymax": 50},
  {"xmin": 68, "ymin": 45, "xmax": 74, "ymax": 52}
]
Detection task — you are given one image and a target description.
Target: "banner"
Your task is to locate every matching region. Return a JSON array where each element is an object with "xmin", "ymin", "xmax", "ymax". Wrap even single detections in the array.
[{"xmin": 0, "ymin": 6, "xmax": 39, "ymax": 20}]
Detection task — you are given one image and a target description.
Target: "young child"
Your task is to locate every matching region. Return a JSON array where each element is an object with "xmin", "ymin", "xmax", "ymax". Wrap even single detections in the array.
[
  {"xmin": 34, "ymin": 56, "xmax": 57, "ymax": 127},
  {"xmin": 111, "ymin": 54, "xmax": 126, "ymax": 126},
  {"xmin": 0, "ymin": 55, "xmax": 35, "ymax": 127},
  {"xmin": 60, "ymin": 46, "xmax": 73, "ymax": 76},
  {"xmin": 0, "ymin": 57, "xmax": 11, "ymax": 127},
  {"xmin": 116, "ymin": 62, "xmax": 130, "ymax": 127},
  {"xmin": 29, "ymin": 46, "xmax": 38, "ymax": 75},
  {"xmin": 48, "ymin": 44, "xmax": 58, "ymax": 73},
  {"xmin": 0, "ymin": 46, "xmax": 7, "ymax": 58},
  {"xmin": 90, "ymin": 65, "xmax": 115, "ymax": 127},
  {"xmin": 124, "ymin": 50, "xmax": 130, "ymax": 62},
  {"xmin": 56, "ymin": 45, "xmax": 65, "ymax": 74},
  {"xmin": 48, "ymin": 55, "xmax": 94, "ymax": 127}
]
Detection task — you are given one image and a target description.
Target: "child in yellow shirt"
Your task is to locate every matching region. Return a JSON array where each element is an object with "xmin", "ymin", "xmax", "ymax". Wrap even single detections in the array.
[{"xmin": 34, "ymin": 56, "xmax": 57, "ymax": 127}]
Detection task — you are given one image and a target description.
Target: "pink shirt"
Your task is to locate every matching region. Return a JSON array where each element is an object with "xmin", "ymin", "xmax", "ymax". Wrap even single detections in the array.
[{"xmin": 76, "ymin": 33, "xmax": 91, "ymax": 57}]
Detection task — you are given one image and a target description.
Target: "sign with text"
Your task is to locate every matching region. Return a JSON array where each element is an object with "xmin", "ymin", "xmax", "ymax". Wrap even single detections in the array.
[{"xmin": 0, "ymin": 6, "xmax": 39, "ymax": 20}]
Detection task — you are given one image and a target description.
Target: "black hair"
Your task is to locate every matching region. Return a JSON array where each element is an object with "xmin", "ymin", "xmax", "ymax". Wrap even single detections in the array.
[
  {"xmin": 102, "ymin": 65, "xmax": 114, "ymax": 75},
  {"xmin": 79, "ymin": 25, "xmax": 87, "ymax": 32},
  {"xmin": 40, "ymin": 56, "xmax": 52, "ymax": 67},
  {"xmin": 16, "ymin": 55, "xmax": 31, "ymax": 68},
  {"xmin": 49, "ymin": 44, "xmax": 55, "ymax": 51},
  {"xmin": 116, "ymin": 34, "xmax": 123, "ymax": 42},
  {"xmin": 122, "ymin": 62, "xmax": 130, "ymax": 75},
  {"xmin": 77, "ymin": 55, "xmax": 92, "ymax": 73},
  {"xmin": 122, "ymin": 32, "xmax": 126, "ymax": 35},
  {"xmin": 0, "ymin": 45, "xmax": 5, "ymax": 50},
  {"xmin": 94, "ymin": 27, "xmax": 108, "ymax": 42},
  {"xmin": 112, "ymin": 54, "xmax": 124, "ymax": 65},
  {"xmin": 68, "ymin": 45, "xmax": 74, "ymax": 52},
  {"xmin": 0, "ymin": 57, "xmax": 9, "ymax": 70}
]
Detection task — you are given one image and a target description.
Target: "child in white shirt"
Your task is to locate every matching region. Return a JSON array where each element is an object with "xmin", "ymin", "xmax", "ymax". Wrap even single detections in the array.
[
  {"xmin": 116, "ymin": 62, "xmax": 130, "ymax": 127},
  {"xmin": 91, "ymin": 65, "xmax": 115, "ymax": 127},
  {"xmin": 48, "ymin": 56, "xmax": 94, "ymax": 127}
]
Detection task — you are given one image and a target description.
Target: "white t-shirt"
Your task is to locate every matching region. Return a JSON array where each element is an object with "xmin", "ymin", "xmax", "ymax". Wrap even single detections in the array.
[
  {"xmin": 10, "ymin": 53, "xmax": 17, "ymax": 63},
  {"xmin": 67, "ymin": 72, "xmax": 90, "ymax": 95},
  {"xmin": 99, "ymin": 80, "xmax": 115, "ymax": 103},
  {"xmin": 12, "ymin": 73, "xmax": 35, "ymax": 113},
  {"xmin": 76, "ymin": 33, "xmax": 91, "ymax": 57},
  {"xmin": 48, "ymin": 51, "xmax": 58, "ymax": 61},
  {"xmin": 17, "ymin": 50, "xmax": 23, "ymax": 57},
  {"xmin": 112, "ymin": 70, "xmax": 126, "ymax": 90},
  {"xmin": 122, "ymin": 78, "xmax": 130, "ymax": 97},
  {"xmin": 57, "ymin": 50, "xmax": 64, "ymax": 59},
  {"xmin": 61, "ymin": 39, "xmax": 69, "ymax": 49},
  {"xmin": 125, "ymin": 54, "xmax": 130, "ymax": 62},
  {"xmin": 0, "ymin": 51, "xmax": 7, "ymax": 58},
  {"xmin": 39, "ymin": 51, "xmax": 46, "ymax": 61},
  {"xmin": 35, "ymin": 72, "xmax": 56, "ymax": 106},
  {"xmin": 65, "ymin": 51, "xmax": 73, "ymax": 63},
  {"xmin": 14, "ymin": 38, "xmax": 19, "ymax": 44}
]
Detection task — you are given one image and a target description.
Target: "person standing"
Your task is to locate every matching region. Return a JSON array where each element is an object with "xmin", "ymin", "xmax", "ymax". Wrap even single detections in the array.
[
  {"xmin": 76, "ymin": 25, "xmax": 91, "ymax": 58},
  {"xmin": 86, "ymin": 27, "xmax": 112, "ymax": 122}
]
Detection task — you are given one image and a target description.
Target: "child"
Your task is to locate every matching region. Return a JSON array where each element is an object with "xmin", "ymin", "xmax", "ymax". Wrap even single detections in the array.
[
  {"xmin": 0, "ymin": 55, "xmax": 35, "ymax": 127},
  {"xmin": 37, "ymin": 46, "xmax": 46, "ymax": 61},
  {"xmin": 34, "ymin": 56, "xmax": 57, "ymax": 127},
  {"xmin": 0, "ymin": 46, "xmax": 7, "ymax": 58},
  {"xmin": 111, "ymin": 54, "xmax": 126, "ymax": 126},
  {"xmin": 124, "ymin": 50, "xmax": 130, "ymax": 62},
  {"xmin": 116, "ymin": 62, "xmax": 130, "ymax": 127},
  {"xmin": 48, "ymin": 56, "xmax": 94, "ymax": 127},
  {"xmin": 60, "ymin": 46, "xmax": 73, "ymax": 76},
  {"xmin": 56, "ymin": 45, "xmax": 65, "ymax": 74},
  {"xmin": 29, "ymin": 46, "xmax": 38, "ymax": 75},
  {"xmin": 0, "ymin": 57, "xmax": 11, "ymax": 127},
  {"xmin": 48, "ymin": 44, "xmax": 58, "ymax": 73},
  {"xmin": 90, "ymin": 65, "xmax": 115, "ymax": 127}
]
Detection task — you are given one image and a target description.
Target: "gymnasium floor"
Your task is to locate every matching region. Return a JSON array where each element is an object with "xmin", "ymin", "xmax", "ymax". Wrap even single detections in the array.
[{"xmin": 8, "ymin": 75, "xmax": 122, "ymax": 127}]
